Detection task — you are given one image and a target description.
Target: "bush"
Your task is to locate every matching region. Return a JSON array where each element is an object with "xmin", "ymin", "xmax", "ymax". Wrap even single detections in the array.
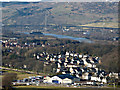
[{"xmin": 2, "ymin": 73, "xmax": 17, "ymax": 90}]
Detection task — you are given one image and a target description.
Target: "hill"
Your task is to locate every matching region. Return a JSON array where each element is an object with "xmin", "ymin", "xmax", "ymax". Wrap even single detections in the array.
[{"xmin": 2, "ymin": 2, "xmax": 118, "ymax": 26}]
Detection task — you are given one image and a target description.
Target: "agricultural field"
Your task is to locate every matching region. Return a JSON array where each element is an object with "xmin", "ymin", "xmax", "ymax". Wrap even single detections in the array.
[{"xmin": 80, "ymin": 22, "xmax": 118, "ymax": 28}]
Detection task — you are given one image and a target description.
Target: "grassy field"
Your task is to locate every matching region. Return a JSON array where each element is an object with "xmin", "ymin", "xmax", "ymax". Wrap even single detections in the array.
[
  {"xmin": 80, "ymin": 22, "xmax": 118, "ymax": 28},
  {"xmin": 2, "ymin": 69, "xmax": 39, "ymax": 79},
  {"xmin": 12, "ymin": 86, "xmax": 120, "ymax": 90}
]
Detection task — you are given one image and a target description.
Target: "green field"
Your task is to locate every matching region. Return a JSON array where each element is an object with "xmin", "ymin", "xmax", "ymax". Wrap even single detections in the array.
[{"xmin": 2, "ymin": 69, "xmax": 40, "ymax": 79}]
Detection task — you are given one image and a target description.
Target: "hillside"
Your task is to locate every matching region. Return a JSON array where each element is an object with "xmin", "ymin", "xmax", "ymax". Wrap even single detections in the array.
[{"xmin": 2, "ymin": 2, "xmax": 118, "ymax": 26}]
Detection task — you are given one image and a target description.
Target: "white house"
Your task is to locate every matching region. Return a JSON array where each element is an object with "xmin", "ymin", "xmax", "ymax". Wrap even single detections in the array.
[
  {"xmin": 58, "ymin": 55, "xmax": 62, "ymax": 58},
  {"xmin": 102, "ymin": 78, "xmax": 107, "ymax": 83},
  {"xmin": 74, "ymin": 54, "xmax": 78, "ymax": 57},
  {"xmin": 87, "ymin": 63, "xmax": 92, "ymax": 68},
  {"xmin": 70, "ymin": 53, "xmax": 74, "ymax": 57},
  {"xmin": 65, "ymin": 58, "xmax": 68, "ymax": 62},
  {"xmin": 109, "ymin": 72, "xmax": 119, "ymax": 79},
  {"xmin": 65, "ymin": 52, "xmax": 70, "ymax": 56},
  {"xmin": 91, "ymin": 76, "xmax": 98, "ymax": 81},
  {"xmin": 64, "ymin": 62, "xmax": 67, "ymax": 67},
  {"xmin": 56, "ymin": 68, "xmax": 60, "ymax": 73},
  {"xmin": 82, "ymin": 72, "xmax": 89, "ymax": 80},
  {"xmin": 58, "ymin": 63, "xmax": 61, "ymax": 68},
  {"xmin": 70, "ymin": 67, "xmax": 74, "ymax": 74},
  {"xmin": 79, "ymin": 54, "xmax": 83, "ymax": 58}
]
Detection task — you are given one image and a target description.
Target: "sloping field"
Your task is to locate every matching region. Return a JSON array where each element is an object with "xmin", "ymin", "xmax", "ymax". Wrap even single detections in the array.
[
  {"xmin": 80, "ymin": 22, "xmax": 118, "ymax": 28},
  {"xmin": 2, "ymin": 69, "xmax": 40, "ymax": 79}
]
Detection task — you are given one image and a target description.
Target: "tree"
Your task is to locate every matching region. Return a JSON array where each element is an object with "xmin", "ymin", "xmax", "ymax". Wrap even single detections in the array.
[{"xmin": 2, "ymin": 73, "xmax": 17, "ymax": 90}]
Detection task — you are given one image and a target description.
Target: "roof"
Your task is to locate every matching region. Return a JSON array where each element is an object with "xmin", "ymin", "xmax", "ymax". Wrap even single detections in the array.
[{"xmin": 57, "ymin": 74, "xmax": 77, "ymax": 79}]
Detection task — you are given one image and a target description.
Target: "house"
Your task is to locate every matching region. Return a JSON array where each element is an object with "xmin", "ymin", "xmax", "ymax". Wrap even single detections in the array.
[
  {"xmin": 74, "ymin": 53, "xmax": 78, "ymax": 57},
  {"xmin": 82, "ymin": 72, "xmax": 89, "ymax": 80},
  {"xmin": 56, "ymin": 68, "xmax": 60, "ymax": 72},
  {"xmin": 83, "ymin": 55, "xmax": 87, "ymax": 58},
  {"xmin": 87, "ymin": 63, "xmax": 92, "ymax": 68},
  {"xmin": 91, "ymin": 76, "xmax": 98, "ymax": 81},
  {"xmin": 102, "ymin": 78, "xmax": 107, "ymax": 83},
  {"xmin": 79, "ymin": 54, "xmax": 83, "ymax": 58},
  {"xmin": 70, "ymin": 67, "xmax": 74, "ymax": 74},
  {"xmin": 65, "ymin": 52, "xmax": 70, "ymax": 56},
  {"xmin": 109, "ymin": 72, "xmax": 119, "ymax": 79},
  {"xmin": 57, "ymin": 63, "xmax": 61, "ymax": 68}
]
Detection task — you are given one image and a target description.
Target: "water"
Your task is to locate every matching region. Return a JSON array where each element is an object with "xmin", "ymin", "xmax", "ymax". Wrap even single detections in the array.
[
  {"xmin": 43, "ymin": 33, "xmax": 93, "ymax": 43},
  {"xmin": 22, "ymin": 32, "xmax": 93, "ymax": 43}
]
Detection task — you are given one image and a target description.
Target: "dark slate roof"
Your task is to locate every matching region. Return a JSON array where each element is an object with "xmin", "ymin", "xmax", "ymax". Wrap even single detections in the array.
[
  {"xmin": 57, "ymin": 74, "xmax": 77, "ymax": 79},
  {"xmin": 65, "ymin": 71, "xmax": 70, "ymax": 73},
  {"xmin": 86, "ymin": 59, "xmax": 91, "ymax": 63},
  {"xmin": 73, "ymin": 61, "xmax": 77, "ymax": 64}
]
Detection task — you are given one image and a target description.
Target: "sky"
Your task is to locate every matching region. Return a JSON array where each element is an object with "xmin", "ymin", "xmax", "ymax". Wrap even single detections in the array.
[{"xmin": 0, "ymin": 0, "xmax": 119, "ymax": 2}]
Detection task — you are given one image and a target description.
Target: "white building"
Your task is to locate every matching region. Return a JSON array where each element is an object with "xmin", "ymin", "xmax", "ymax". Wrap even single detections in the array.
[{"xmin": 43, "ymin": 74, "xmax": 80, "ymax": 84}]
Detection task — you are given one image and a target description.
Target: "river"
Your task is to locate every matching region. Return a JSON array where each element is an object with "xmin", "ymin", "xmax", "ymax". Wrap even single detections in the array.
[
  {"xmin": 43, "ymin": 33, "xmax": 93, "ymax": 43},
  {"xmin": 23, "ymin": 32, "xmax": 93, "ymax": 43}
]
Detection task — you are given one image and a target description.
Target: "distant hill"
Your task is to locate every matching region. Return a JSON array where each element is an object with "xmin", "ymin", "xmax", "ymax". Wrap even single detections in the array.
[{"xmin": 2, "ymin": 2, "xmax": 118, "ymax": 27}]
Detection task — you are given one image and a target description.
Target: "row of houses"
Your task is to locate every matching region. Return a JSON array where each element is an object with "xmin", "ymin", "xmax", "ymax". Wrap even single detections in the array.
[{"xmin": 2, "ymin": 39, "xmax": 47, "ymax": 49}]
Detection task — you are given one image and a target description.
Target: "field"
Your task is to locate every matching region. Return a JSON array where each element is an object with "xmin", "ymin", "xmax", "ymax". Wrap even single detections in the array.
[
  {"xmin": 1, "ymin": 69, "xmax": 41, "ymax": 79},
  {"xmin": 80, "ymin": 22, "xmax": 118, "ymax": 28},
  {"xmin": 12, "ymin": 86, "xmax": 120, "ymax": 90}
]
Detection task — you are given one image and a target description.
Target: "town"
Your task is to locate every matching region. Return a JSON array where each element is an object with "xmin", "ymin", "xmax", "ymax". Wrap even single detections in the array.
[
  {"xmin": 1, "ymin": 33, "xmax": 119, "ymax": 87},
  {"xmin": 1, "ymin": 30, "xmax": 119, "ymax": 89},
  {"xmin": 10, "ymin": 50, "xmax": 119, "ymax": 87}
]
